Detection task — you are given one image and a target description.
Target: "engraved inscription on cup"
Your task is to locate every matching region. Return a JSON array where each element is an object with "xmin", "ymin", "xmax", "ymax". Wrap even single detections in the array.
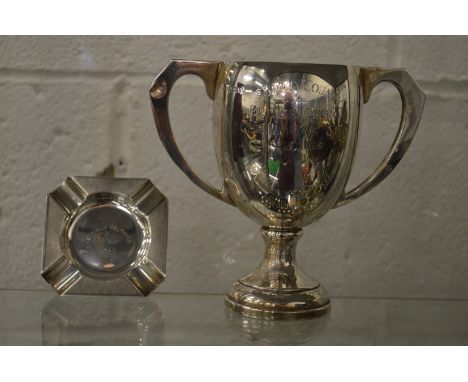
[
  {"xmin": 68, "ymin": 205, "xmax": 143, "ymax": 273},
  {"xmin": 227, "ymin": 64, "xmax": 349, "ymax": 222}
]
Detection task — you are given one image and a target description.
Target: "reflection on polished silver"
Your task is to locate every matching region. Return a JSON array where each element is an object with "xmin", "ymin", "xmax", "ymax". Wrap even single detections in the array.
[
  {"xmin": 225, "ymin": 308, "xmax": 329, "ymax": 345},
  {"xmin": 42, "ymin": 176, "xmax": 168, "ymax": 296},
  {"xmin": 150, "ymin": 60, "xmax": 425, "ymax": 319},
  {"xmin": 41, "ymin": 296, "xmax": 164, "ymax": 345}
]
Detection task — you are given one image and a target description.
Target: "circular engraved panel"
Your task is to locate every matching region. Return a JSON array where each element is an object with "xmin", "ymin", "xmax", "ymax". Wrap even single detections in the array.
[{"xmin": 69, "ymin": 204, "xmax": 142, "ymax": 274}]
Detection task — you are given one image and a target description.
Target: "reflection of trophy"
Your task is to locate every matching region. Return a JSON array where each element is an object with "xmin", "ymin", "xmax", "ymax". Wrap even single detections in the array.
[
  {"xmin": 150, "ymin": 60, "xmax": 425, "ymax": 318},
  {"xmin": 226, "ymin": 309, "xmax": 329, "ymax": 345}
]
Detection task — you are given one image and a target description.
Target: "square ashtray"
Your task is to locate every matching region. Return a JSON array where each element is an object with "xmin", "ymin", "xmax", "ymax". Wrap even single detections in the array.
[{"xmin": 42, "ymin": 176, "xmax": 168, "ymax": 296}]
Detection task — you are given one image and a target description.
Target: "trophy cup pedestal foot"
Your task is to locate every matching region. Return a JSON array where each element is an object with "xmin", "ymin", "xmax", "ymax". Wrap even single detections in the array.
[
  {"xmin": 225, "ymin": 281, "xmax": 330, "ymax": 319},
  {"xmin": 225, "ymin": 227, "xmax": 330, "ymax": 319}
]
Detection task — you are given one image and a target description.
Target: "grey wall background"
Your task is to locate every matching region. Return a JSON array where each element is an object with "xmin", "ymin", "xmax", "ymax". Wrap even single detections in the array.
[{"xmin": 0, "ymin": 36, "xmax": 467, "ymax": 298}]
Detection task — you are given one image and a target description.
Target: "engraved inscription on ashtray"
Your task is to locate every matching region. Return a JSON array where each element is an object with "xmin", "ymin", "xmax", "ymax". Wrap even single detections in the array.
[{"xmin": 69, "ymin": 205, "xmax": 142, "ymax": 273}]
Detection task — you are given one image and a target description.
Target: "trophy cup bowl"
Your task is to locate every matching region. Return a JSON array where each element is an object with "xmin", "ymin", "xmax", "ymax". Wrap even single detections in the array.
[{"xmin": 150, "ymin": 60, "xmax": 425, "ymax": 319}]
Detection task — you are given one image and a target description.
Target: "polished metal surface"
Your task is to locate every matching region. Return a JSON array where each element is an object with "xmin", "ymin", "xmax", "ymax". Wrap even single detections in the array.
[
  {"xmin": 1, "ymin": 290, "xmax": 468, "ymax": 345},
  {"xmin": 69, "ymin": 204, "xmax": 143, "ymax": 273},
  {"xmin": 226, "ymin": 228, "xmax": 330, "ymax": 319},
  {"xmin": 150, "ymin": 60, "xmax": 425, "ymax": 318},
  {"xmin": 42, "ymin": 176, "xmax": 168, "ymax": 296}
]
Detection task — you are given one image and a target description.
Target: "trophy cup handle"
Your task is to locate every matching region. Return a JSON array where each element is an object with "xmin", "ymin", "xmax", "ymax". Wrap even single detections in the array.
[
  {"xmin": 335, "ymin": 67, "xmax": 425, "ymax": 208},
  {"xmin": 150, "ymin": 60, "xmax": 235, "ymax": 206}
]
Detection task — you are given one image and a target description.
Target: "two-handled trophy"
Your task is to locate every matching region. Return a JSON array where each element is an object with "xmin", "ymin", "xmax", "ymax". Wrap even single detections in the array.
[{"xmin": 150, "ymin": 60, "xmax": 425, "ymax": 319}]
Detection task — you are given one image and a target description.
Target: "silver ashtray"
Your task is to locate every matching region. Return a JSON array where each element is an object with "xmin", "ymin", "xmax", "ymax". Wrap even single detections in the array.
[{"xmin": 42, "ymin": 176, "xmax": 168, "ymax": 296}]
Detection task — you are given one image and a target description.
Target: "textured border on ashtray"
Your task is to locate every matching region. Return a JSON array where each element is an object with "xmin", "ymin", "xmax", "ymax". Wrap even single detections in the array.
[{"xmin": 42, "ymin": 176, "xmax": 168, "ymax": 296}]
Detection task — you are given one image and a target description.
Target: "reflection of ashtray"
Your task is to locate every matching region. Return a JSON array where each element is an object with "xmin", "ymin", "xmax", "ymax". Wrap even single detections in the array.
[
  {"xmin": 226, "ymin": 308, "xmax": 329, "ymax": 345},
  {"xmin": 42, "ymin": 176, "xmax": 168, "ymax": 296},
  {"xmin": 41, "ymin": 295, "xmax": 164, "ymax": 345}
]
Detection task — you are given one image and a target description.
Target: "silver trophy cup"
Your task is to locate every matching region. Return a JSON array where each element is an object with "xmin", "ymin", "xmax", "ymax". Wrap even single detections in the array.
[{"xmin": 150, "ymin": 60, "xmax": 425, "ymax": 318}]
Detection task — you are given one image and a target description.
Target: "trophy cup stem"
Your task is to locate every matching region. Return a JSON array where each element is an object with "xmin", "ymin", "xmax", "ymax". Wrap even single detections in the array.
[{"xmin": 225, "ymin": 227, "xmax": 330, "ymax": 319}]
